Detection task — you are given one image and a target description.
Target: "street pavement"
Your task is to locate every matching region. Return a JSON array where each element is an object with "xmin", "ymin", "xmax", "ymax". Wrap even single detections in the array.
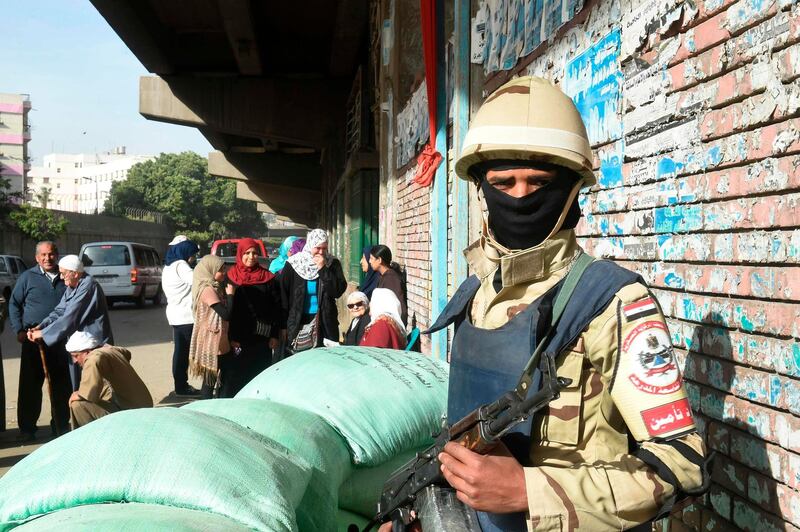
[{"xmin": 0, "ymin": 301, "xmax": 203, "ymax": 476}]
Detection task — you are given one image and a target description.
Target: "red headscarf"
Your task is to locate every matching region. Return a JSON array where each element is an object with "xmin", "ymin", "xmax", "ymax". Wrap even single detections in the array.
[{"xmin": 226, "ymin": 238, "xmax": 274, "ymax": 286}]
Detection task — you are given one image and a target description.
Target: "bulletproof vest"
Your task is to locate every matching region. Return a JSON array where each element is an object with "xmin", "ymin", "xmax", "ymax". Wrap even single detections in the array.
[{"xmin": 427, "ymin": 258, "xmax": 641, "ymax": 532}]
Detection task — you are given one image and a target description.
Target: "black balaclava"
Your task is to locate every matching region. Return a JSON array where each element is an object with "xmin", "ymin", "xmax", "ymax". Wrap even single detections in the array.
[{"xmin": 475, "ymin": 161, "xmax": 582, "ymax": 251}]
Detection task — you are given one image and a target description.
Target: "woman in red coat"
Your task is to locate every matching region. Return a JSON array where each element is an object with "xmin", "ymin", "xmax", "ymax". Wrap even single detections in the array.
[{"xmin": 359, "ymin": 288, "xmax": 407, "ymax": 349}]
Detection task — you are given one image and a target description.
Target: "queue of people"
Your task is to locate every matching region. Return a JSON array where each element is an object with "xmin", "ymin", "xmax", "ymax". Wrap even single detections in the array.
[{"xmin": 3, "ymin": 231, "xmax": 412, "ymax": 438}]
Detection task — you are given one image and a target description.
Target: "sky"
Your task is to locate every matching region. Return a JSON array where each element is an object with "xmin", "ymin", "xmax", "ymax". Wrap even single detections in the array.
[{"xmin": 0, "ymin": 0, "xmax": 212, "ymax": 164}]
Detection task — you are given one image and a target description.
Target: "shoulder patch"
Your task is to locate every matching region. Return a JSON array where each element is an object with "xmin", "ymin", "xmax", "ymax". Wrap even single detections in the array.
[
  {"xmin": 622, "ymin": 297, "xmax": 659, "ymax": 321},
  {"xmin": 641, "ymin": 398, "xmax": 695, "ymax": 437},
  {"xmin": 624, "ymin": 321, "xmax": 681, "ymax": 395}
]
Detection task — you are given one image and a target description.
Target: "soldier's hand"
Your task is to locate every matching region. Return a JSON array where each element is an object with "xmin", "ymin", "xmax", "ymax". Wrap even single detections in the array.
[
  {"xmin": 17, "ymin": 331, "xmax": 27, "ymax": 343},
  {"xmin": 438, "ymin": 441, "xmax": 528, "ymax": 513}
]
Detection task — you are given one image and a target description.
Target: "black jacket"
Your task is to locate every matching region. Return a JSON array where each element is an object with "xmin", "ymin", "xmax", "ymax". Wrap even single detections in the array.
[
  {"xmin": 228, "ymin": 281, "xmax": 283, "ymax": 346},
  {"xmin": 280, "ymin": 258, "xmax": 347, "ymax": 344},
  {"xmin": 343, "ymin": 316, "xmax": 369, "ymax": 346}
]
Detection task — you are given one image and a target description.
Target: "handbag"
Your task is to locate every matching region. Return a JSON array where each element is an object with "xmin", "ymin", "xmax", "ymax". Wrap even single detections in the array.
[
  {"xmin": 241, "ymin": 287, "xmax": 273, "ymax": 338},
  {"xmin": 291, "ymin": 314, "xmax": 319, "ymax": 352}
]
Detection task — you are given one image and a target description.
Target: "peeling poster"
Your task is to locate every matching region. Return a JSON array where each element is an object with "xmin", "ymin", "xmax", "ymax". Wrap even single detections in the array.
[{"xmin": 563, "ymin": 29, "xmax": 623, "ymax": 145}]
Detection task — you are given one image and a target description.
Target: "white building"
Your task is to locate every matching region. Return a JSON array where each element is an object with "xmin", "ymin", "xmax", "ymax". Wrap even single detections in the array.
[{"xmin": 27, "ymin": 147, "xmax": 153, "ymax": 213}]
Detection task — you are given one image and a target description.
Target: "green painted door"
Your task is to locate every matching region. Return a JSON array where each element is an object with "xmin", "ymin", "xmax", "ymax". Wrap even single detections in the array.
[{"xmin": 348, "ymin": 170, "xmax": 379, "ymax": 284}]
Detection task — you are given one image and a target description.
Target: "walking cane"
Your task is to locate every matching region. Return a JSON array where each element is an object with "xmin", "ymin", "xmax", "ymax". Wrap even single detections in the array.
[{"xmin": 37, "ymin": 342, "xmax": 62, "ymax": 436}]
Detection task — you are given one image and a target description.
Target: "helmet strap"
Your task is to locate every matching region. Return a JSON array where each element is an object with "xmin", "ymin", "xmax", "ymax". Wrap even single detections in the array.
[{"xmin": 541, "ymin": 179, "xmax": 584, "ymax": 242}]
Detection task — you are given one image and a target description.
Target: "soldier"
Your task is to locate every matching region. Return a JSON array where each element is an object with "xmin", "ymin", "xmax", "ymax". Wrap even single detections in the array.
[{"xmin": 384, "ymin": 77, "xmax": 707, "ymax": 531}]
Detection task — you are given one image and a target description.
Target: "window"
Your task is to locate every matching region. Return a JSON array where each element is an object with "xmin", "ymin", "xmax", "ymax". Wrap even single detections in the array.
[
  {"xmin": 8, "ymin": 258, "xmax": 18, "ymax": 275},
  {"xmin": 57, "ymin": 200, "xmax": 61, "ymax": 206},
  {"xmin": 0, "ymin": 259, "xmax": 7, "ymax": 274},
  {"xmin": 82, "ymin": 245, "xmax": 131, "ymax": 267},
  {"xmin": 133, "ymin": 247, "xmax": 148, "ymax": 266},
  {"xmin": 74, "ymin": 163, "xmax": 78, "ymax": 168},
  {"xmin": 43, "ymin": 177, "xmax": 49, "ymax": 184},
  {"xmin": 15, "ymin": 258, "xmax": 26, "ymax": 271},
  {"xmin": 149, "ymin": 250, "xmax": 161, "ymax": 266},
  {"xmin": 74, "ymin": 179, "xmax": 78, "ymax": 184},
  {"xmin": 56, "ymin": 183, "xmax": 60, "ymax": 189},
  {"xmin": 56, "ymin": 168, "xmax": 60, "ymax": 173}
]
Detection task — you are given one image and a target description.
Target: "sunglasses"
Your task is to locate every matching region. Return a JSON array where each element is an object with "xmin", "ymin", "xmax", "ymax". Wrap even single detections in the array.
[{"xmin": 347, "ymin": 302, "xmax": 365, "ymax": 309}]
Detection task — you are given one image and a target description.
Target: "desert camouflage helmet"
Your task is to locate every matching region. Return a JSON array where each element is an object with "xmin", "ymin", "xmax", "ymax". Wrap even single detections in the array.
[{"xmin": 454, "ymin": 76, "xmax": 596, "ymax": 187}]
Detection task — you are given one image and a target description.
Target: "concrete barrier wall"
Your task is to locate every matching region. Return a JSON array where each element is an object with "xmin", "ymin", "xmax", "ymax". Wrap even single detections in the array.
[{"xmin": 0, "ymin": 210, "xmax": 174, "ymax": 264}]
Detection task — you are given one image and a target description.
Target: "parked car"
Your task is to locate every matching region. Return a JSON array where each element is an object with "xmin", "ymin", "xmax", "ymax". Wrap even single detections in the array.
[
  {"xmin": 79, "ymin": 242, "xmax": 164, "ymax": 307},
  {"xmin": 0, "ymin": 254, "xmax": 27, "ymax": 302},
  {"xmin": 210, "ymin": 238, "xmax": 270, "ymax": 268}
]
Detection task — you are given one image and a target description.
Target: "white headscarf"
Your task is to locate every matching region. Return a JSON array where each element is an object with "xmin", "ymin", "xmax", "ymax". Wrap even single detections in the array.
[
  {"xmin": 286, "ymin": 228, "xmax": 329, "ymax": 281},
  {"xmin": 369, "ymin": 288, "xmax": 406, "ymax": 333}
]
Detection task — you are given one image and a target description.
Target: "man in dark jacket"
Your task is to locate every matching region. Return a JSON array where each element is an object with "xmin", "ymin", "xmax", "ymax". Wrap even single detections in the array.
[{"xmin": 9, "ymin": 241, "xmax": 71, "ymax": 441}]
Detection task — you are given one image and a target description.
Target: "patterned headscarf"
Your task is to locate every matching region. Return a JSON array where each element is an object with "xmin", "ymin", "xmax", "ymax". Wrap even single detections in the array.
[{"xmin": 286, "ymin": 229, "xmax": 329, "ymax": 281}]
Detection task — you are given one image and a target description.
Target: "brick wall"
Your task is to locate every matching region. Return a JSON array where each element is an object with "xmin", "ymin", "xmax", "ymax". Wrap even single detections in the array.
[
  {"xmin": 510, "ymin": 0, "xmax": 800, "ymax": 529},
  {"xmin": 395, "ymin": 164, "xmax": 433, "ymax": 353},
  {"xmin": 381, "ymin": 0, "xmax": 799, "ymax": 526}
]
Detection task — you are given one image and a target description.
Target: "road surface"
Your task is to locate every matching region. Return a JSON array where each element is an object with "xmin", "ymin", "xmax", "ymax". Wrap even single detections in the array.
[{"xmin": 0, "ymin": 301, "xmax": 202, "ymax": 476}]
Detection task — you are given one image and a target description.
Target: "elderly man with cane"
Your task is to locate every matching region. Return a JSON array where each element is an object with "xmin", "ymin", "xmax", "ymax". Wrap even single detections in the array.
[
  {"xmin": 9, "ymin": 241, "xmax": 71, "ymax": 441},
  {"xmin": 28, "ymin": 255, "xmax": 113, "ymax": 393}
]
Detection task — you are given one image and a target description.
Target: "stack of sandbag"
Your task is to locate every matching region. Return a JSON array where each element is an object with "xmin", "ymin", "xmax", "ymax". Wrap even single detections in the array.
[{"xmin": 0, "ymin": 347, "xmax": 448, "ymax": 531}]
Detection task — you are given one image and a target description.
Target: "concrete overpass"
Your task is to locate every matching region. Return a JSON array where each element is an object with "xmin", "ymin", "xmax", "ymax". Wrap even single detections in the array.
[{"xmin": 91, "ymin": 0, "xmax": 369, "ymax": 227}]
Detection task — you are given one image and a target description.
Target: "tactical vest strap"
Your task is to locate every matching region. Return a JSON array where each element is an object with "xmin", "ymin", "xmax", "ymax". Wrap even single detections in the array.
[{"xmin": 515, "ymin": 252, "xmax": 594, "ymax": 397}]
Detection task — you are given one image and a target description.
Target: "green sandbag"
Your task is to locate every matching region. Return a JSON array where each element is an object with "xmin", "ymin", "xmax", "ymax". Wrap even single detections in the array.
[
  {"xmin": 0, "ymin": 408, "xmax": 311, "ymax": 531},
  {"xmin": 338, "ymin": 446, "xmax": 427, "ymax": 518},
  {"xmin": 183, "ymin": 399, "xmax": 352, "ymax": 532},
  {"xmin": 237, "ymin": 347, "xmax": 449, "ymax": 466},
  {"xmin": 337, "ymin": 508, "xmax": 369, "ymax": 532},
  {"xmin": 14, "ymin": 503, "xmax": 252, "ymax": 531}
]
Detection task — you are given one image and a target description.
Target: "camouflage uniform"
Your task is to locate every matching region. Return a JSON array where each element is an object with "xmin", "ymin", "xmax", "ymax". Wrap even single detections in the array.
[{"xmin": 465, "ymin": 229, "xmax": 705, "ymax": 531}]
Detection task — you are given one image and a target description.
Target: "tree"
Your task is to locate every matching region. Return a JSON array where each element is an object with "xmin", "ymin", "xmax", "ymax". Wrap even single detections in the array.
[
  {"xmin": 9, "ymin": 204, "xmax": 68, "ymax": 241},
  {"xmin": 104, "ymin": 152, "xmax": 267, "ymax": 245}
]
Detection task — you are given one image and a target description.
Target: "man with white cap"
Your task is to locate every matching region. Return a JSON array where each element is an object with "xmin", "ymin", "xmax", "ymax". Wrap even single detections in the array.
[
  {"xmin": 65, "ymin": 330, "xmax": 152, "ymax": 429},
  {"xmin": 28, "ymin": 255, "xmax": 113, "ymax": 390}
]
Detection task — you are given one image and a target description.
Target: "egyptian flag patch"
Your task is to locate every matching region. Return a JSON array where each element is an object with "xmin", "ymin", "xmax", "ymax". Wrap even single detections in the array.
[{"xmin": 623, "ymin": 297, "xmax": 658, "ymax": 321}]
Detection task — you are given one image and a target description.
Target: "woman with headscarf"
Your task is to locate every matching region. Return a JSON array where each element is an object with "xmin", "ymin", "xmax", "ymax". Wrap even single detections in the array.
[
  {"xmin": 358, "ymin": 246, "xmax": 380, "ymax": 300},
  {"xmin": 280, "ymin": 229, "xmax": 347, "ymax": 353},
  {"xmin": 343, "ymin": 291, "xmax": 370, "ymax": 346},
  {"xmin": 269, "ymin": 236, "xmax": 299, "ymax": 275},
  {"xmin": 188, "ymin": 255, "xmax": 234, "ymax": 398},
  {"xmin": 289, "ymin": 238, "xmax": 306, "ymax": 257},
  {"xmin": 224, "ymin": 238, "xmax": 282, "ymax": 397},
  {"xmin": 162, "ymin": 238, "xmax": 200, "ymax": 397},
  {"xmin": 358, "ymin": 288, "xmax": 407, "ymax": 349}
]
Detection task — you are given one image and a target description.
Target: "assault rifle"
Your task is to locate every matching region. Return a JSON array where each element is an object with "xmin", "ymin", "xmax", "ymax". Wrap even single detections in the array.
[{"xmin": 363, "ymin": 354, "xmax": 571, "ymax": 532}]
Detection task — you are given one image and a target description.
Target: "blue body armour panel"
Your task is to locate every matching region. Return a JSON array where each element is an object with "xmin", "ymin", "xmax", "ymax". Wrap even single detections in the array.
[{"xmin": 427, "ymin": 259, "xmax": 642, "ymax": 531}]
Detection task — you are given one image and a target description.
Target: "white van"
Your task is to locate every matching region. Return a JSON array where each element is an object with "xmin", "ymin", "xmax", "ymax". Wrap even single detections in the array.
[{"xmin": 79, "ymin": 242, "xmax": 164, "ymax": 307}]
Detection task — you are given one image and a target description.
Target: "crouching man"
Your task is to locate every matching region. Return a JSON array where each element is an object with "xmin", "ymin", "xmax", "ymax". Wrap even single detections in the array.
[{"xmin": 65, "ymin": 331, "xmax": 153, "ymax": 429}]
